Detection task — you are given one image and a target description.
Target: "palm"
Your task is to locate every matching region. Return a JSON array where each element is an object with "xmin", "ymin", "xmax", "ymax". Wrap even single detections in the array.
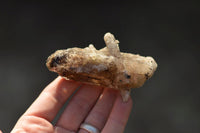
[{"xmin": 11, "ymin": 77, "xmax": 132, "ymax": 133}]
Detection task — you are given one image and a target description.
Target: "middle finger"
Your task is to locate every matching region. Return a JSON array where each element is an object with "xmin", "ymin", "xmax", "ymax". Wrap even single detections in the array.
[{"xmin": 56, "ymin": 84, "xmax": 103, "ymax": 132}]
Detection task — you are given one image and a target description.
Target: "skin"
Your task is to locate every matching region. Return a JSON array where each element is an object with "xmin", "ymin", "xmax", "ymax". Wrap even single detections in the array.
[{"xmin": 10, "ymin": 76, "xmax": 132, "ymax": 133}]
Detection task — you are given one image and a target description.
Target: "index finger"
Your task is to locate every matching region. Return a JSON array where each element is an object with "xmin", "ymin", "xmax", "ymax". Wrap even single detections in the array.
[{"xmin": 24, "ymin": 76, "xmax": 81, "ymax": 122}]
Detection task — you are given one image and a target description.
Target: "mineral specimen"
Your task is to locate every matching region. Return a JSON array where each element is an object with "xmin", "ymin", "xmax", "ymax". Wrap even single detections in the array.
[{"xmin": 46, "ymin": 33, "xmax": 157, "ymax": 101}]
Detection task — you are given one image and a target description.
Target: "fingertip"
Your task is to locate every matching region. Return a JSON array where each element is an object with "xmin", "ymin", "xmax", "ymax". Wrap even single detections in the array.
[
  {"xmin": 116, "ymin": 91, "xmax": 133, "ymax": 108},
  {"xmin": 24, "ymin": 76, "xmax": 81, "ymax": 122},
  {"xmin": 116, "ymin": 93, "xmax": 133, "ymax": 115}
]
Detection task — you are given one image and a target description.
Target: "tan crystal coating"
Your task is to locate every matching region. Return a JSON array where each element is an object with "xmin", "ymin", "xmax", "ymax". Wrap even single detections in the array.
[{"xmin": 46, "ymin": 33, "xmax": 157, "ymax": 101}]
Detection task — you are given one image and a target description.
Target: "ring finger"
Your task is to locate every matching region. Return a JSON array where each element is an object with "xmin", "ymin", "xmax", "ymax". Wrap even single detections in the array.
[{"xmin": 78, "ymin": 88, "xmax": 117, "ymax": 133}]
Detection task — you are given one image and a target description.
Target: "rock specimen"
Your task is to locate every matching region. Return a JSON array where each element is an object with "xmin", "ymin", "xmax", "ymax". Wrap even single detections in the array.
[{"xmin": 46, "ymin": 33, "xmax": 157, "ymax": 101}]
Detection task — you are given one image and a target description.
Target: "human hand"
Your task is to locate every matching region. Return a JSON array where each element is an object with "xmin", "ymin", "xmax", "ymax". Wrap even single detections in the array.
[{"xmin": 11, "ymin": 76, "xmax": 132, "ymax": 133}]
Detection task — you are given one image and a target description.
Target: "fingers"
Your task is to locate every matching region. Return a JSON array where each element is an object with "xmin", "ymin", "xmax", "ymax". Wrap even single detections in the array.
[
  {"xmin": 78, "ymin": 88, "xmax": 117, "ymax": 133},
  {"xmin": 56, "ymin": 84, "xmax": 103, "ymax": 132},
  {"xmin": 11, "ymin": 76, "xmax": 132, "ymax": 133},
  {"xmin": 24, "ymin": 76, "xmax": 81, "ymax": 122},
  {"xmin": 101, "ymin": 94, "xmax": 133, "ymax": 133},
  {"xmin": 54, "ymin": 126, "xmax": 76, "ymax": 133}
]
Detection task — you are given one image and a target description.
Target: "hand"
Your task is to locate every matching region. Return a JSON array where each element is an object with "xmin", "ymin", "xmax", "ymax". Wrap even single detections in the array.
[{"xmin": 11, "ymin": 76, "xmax": 132, "ymax": 133}]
